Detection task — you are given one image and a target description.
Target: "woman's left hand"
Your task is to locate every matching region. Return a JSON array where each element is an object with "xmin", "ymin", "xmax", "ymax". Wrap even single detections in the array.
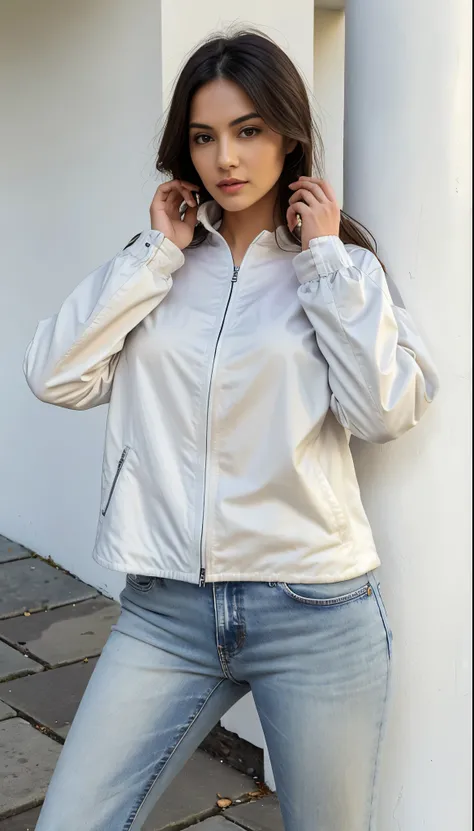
[{"xmin": 287, "ymin": 176, "xmax": 341, "ymax": 250}]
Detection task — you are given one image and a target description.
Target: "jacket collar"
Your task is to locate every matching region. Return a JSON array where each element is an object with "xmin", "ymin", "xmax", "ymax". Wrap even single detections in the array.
[{"xmin": 196, "ymin": 198, "xmax": 300, "ymax": 252}]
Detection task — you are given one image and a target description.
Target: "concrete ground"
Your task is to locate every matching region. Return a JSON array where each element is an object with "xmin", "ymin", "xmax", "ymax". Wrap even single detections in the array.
[{"xmin": 0, "ymin": 535, "xmax": 284, "ymax": 830}]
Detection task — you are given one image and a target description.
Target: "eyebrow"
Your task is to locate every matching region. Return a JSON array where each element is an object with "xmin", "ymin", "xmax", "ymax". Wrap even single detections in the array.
[{"xmin": 189, "ymin": 112, "xmax": 262, "ymax": 130}]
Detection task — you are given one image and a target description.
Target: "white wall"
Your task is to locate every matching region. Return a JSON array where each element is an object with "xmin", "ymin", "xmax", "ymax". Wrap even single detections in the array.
[
  {"xmin": 0, "ymin": 0, "xmax": 163, "ymax": 599},
  {"xmin": 345, "ymin": 0, "xmax": 472, "ymax": 828},
  {"xmin": 160, "ymin": 0, "xmax": 315, "ymax": 111}
]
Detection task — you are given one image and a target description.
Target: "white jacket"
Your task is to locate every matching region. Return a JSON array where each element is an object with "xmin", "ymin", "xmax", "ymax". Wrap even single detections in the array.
[{"xmin": 24, "ymin": 199, "xmax": 439, "ymax": 585}]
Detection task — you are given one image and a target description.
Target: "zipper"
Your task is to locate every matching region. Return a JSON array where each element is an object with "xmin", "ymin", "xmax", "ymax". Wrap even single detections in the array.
[
  {"xmin": 198, "ymin": 264, "xmax": 240, "ymax": 586},
  {"xmin": 101, "ymin": 446, "xmax": 130, "ymax": 516}
]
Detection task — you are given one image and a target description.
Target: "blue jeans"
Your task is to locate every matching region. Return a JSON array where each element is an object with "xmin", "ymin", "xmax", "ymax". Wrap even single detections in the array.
[{"xmin": 36, "ymin": 569, "xmax": 393, "ymax": 831}]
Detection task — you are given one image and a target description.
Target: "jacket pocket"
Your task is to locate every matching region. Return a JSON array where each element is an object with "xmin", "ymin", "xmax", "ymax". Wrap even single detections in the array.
[
  {"xmin": 101, "ymin": 446, "xmax": 130, "ymax": 516},
  {"xmin": 314, "ymin": 460, "xmax": 348, "ymax": 538}
]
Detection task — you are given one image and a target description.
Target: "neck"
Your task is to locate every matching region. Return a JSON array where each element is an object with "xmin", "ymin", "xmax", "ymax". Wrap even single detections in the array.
[{"xmin": 218, "ymin": 185, "xmax": 282, "ymax": 265}]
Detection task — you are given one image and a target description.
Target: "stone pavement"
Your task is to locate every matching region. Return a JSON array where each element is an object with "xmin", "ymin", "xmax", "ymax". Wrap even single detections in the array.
[{"xmin": 0, "ymin": 535, "xmax": 284, "ymax": 830}]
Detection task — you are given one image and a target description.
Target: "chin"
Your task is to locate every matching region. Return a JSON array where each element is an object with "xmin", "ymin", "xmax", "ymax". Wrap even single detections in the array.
[
  {"xmin": 213, "ymin": 191, "xmax": 261, "ymax": 213},
  {"xmin": 211, "ymin": 196, "xmax": 243, "ymax": 211}
]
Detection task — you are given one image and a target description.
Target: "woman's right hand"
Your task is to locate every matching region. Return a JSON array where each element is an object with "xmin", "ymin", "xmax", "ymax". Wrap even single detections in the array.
[{"xmin": 149, "ymin": 179, "xmax": 200, "ymax": 251}]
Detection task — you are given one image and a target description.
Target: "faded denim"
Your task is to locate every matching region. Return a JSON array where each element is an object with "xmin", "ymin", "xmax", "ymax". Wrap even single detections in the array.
[{"xmin": 36, "ymin": 568, "xmax": 393, "ymax": 831}]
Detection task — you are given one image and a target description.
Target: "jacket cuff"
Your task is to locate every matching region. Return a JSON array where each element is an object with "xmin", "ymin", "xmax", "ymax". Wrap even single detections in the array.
[
  {"xmin": 293, "ymin": 235, "xmax": 354, "ymax": 283},
  {"xmin": 123, "ymin": 230, "xmax": 185, "ymax": 277}
]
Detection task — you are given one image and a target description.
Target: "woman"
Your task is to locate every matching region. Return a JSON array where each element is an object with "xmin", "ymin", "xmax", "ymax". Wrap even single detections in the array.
[{"xmin": 25, "ymin": 28, "xmax": 438, "ymax": 831}]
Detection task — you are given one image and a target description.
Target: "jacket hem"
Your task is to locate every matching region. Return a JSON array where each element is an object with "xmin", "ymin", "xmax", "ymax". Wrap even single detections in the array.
[
  {"xmin": 92, "ymin": 551, "xmax": 201, "ymax": 585},
  {"xmin": 92, "ymin": 549, "xmax": 381, "ymax": 585}
]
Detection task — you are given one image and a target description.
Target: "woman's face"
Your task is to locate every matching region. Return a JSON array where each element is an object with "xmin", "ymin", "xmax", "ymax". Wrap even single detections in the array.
[{"xmin": 189, "ymin": 78, "xmax": 295, "ymax": 212}]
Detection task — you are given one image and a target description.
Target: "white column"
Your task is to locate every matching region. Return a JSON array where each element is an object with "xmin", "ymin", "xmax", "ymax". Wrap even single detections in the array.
[
  {"xmin": 345, "ymin": 1, "xmax": 472, "ymax": 828},
  {"xmin": 313, "ymin": 5, "xmax": 345, "ymax": 202}
]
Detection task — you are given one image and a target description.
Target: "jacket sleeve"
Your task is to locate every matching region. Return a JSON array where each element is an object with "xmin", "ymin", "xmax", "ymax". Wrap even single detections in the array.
[
  {"xmin": 23, "ymin": 230, "xmax": 185, "ymax": 410},
  {"xmin": 292, "ymin": 235, "xmax": 439, "ymax": 443}
]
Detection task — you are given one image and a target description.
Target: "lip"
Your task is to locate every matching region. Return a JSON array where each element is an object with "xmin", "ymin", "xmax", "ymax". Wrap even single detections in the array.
[{"xmin": 217, "ymin": 180, "xmax": 248, "ymax": 193}]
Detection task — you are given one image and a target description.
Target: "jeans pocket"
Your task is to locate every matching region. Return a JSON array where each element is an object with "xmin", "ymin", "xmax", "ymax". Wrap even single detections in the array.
[
  {"xmin": 369, "ymin": 577, "xmax": 393, "ymax": 660},
  {"xmin": 276, "ymin": 573, "xmax": 371, "ymax": 607},
  {"xmin": 125, "ymin": 573, "xmax": 157, "ymax": 593}
]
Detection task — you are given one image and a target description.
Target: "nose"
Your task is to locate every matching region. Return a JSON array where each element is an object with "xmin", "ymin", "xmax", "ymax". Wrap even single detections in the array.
[{"xmin": 216, "ymin": 136, "xmax": 238, "ymax": 171}]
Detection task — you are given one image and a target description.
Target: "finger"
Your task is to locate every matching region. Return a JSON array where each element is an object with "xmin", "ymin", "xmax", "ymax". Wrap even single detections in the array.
[
  {"xmin": 174, "ymin": 184, "xmax": 200, "ymax": 204},
  {"xmin": 289, "ymin": 181, "xmax": 328, "ymax": 203},
  {"xmin": 286, "ymin": 206, "xmax": 299, "ymax": 233},
  {"xmin": 288, "ymin": 188, "xmax": 318, "ymax": 208},
  {"xmin": 159, "ymin": 188, "xmax": 183, "ymax": 212},
  {"xmin": 159, "ymin": 180, "xmax": 201, "ymax": 199},
  {"xmin": 159, "ymin": 178, "xmax": 200, "ymax": 191},
  {"xmin": 294, "ymin": 177, "xmax": 335, "ymax": 201},
  {"xmin": 182, "ymin": 202, "xmax": 198, "ymax": 229},
  {"xmin": 286, "ymin": 201, "xmax": 311, "ymax": 231},
  {"xmin": 320, "ymin": 180, "xmax": 336, "ymax": 201},
  {"xmin": 287, "ymin": 201, "xmax": 312, "ymax": 215},
  {"xmin": 175, "ymin": 179, "xmax": 201, "ymax": 192},
  {"xmin": 167, "ymin": 185, "xmax": 194, "ymax": 207},
  {"xmin": 158, "ymin": 182, "xmax": 198, "ymax": 207}
]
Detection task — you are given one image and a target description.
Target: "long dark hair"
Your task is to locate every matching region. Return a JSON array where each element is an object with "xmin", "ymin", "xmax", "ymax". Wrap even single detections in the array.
[{"xmin": 154, "ymin": 27, "xmax": 384, "ymax": 267}]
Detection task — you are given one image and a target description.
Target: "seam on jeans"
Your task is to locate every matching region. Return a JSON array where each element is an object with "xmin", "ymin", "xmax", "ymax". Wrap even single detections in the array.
[
  {"xmin": 124, "ymin": 679, "xmax": 227, "ymax": 831},
  {"xmin": 370, "ymin": 580, "xmax": 393, "ymax": 660},
  {"xmin": 212, "ymin": 584, "xmax": 247, "ymax": 685},
  {"xmin": 368, "ymin": 644, "xmax": 392, "ymax": 829},
  {"xmin": 228, "ymin": 585, "xmax": 247, "ymax": 657},
  {"xmin": 216, "ymin": 644, "xmax": 247, "ymax": 685}
]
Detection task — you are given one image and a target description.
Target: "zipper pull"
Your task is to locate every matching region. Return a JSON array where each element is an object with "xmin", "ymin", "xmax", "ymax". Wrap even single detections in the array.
[
  {"xmin": 199, "ymin": 568, "xmax": 206, "ymax": 587},
  {"xmin": 232, "ymin": 265, "xmax": 240, "ymax": 282},
  {"xmin": 117, "ymin": 450, "xmax": 127, "ymax": 472}
]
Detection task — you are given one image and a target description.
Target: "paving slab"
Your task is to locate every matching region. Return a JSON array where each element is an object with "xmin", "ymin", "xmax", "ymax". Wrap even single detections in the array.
[
  {"xmin": 0, "ymin": 701, "xmax": 16, "ymax": 722},
  {"xmin": 0, "ymin": 717, "xmax": 61, "ymax": 819},
  {"xmin": 182, "ymin": 819, "xmax": 235, "ymax": 829},
  {"xmin": 0, "ymin": 537, "xmax": 31, "ymax": 565},
  {"xmin": 144, "ymin": 749, "xmax": 259, "ymax": 831},
  {"xmin": 225, "ymin": 794, "xmax": 284, "ymax": 830},
  {"xmin": 0, "ymin": 806, "xmax": 41, "ymax": 830},
  {"xmin": 0, "ymin": 806, "xmax": 41, "ymax": 831},
  {"xmin": 0, "ymin": 657, "xmax": 98, "ymax": 738},
  {"xmin": 0, "ymin": 641, "xmax": 43, "ymax": 683},
  {"xmin": 0, "ymin": 558, "xmax": 98, "ymax": 620},
  {"xmin": 0, "ymin": 596, "xmax": 120, "ymax": 667}
]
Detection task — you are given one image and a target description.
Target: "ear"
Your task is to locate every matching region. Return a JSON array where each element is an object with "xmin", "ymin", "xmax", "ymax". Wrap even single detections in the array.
[{"xmin": 285, "ymin": 139, "xmax": 298, "ymax": 155}]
